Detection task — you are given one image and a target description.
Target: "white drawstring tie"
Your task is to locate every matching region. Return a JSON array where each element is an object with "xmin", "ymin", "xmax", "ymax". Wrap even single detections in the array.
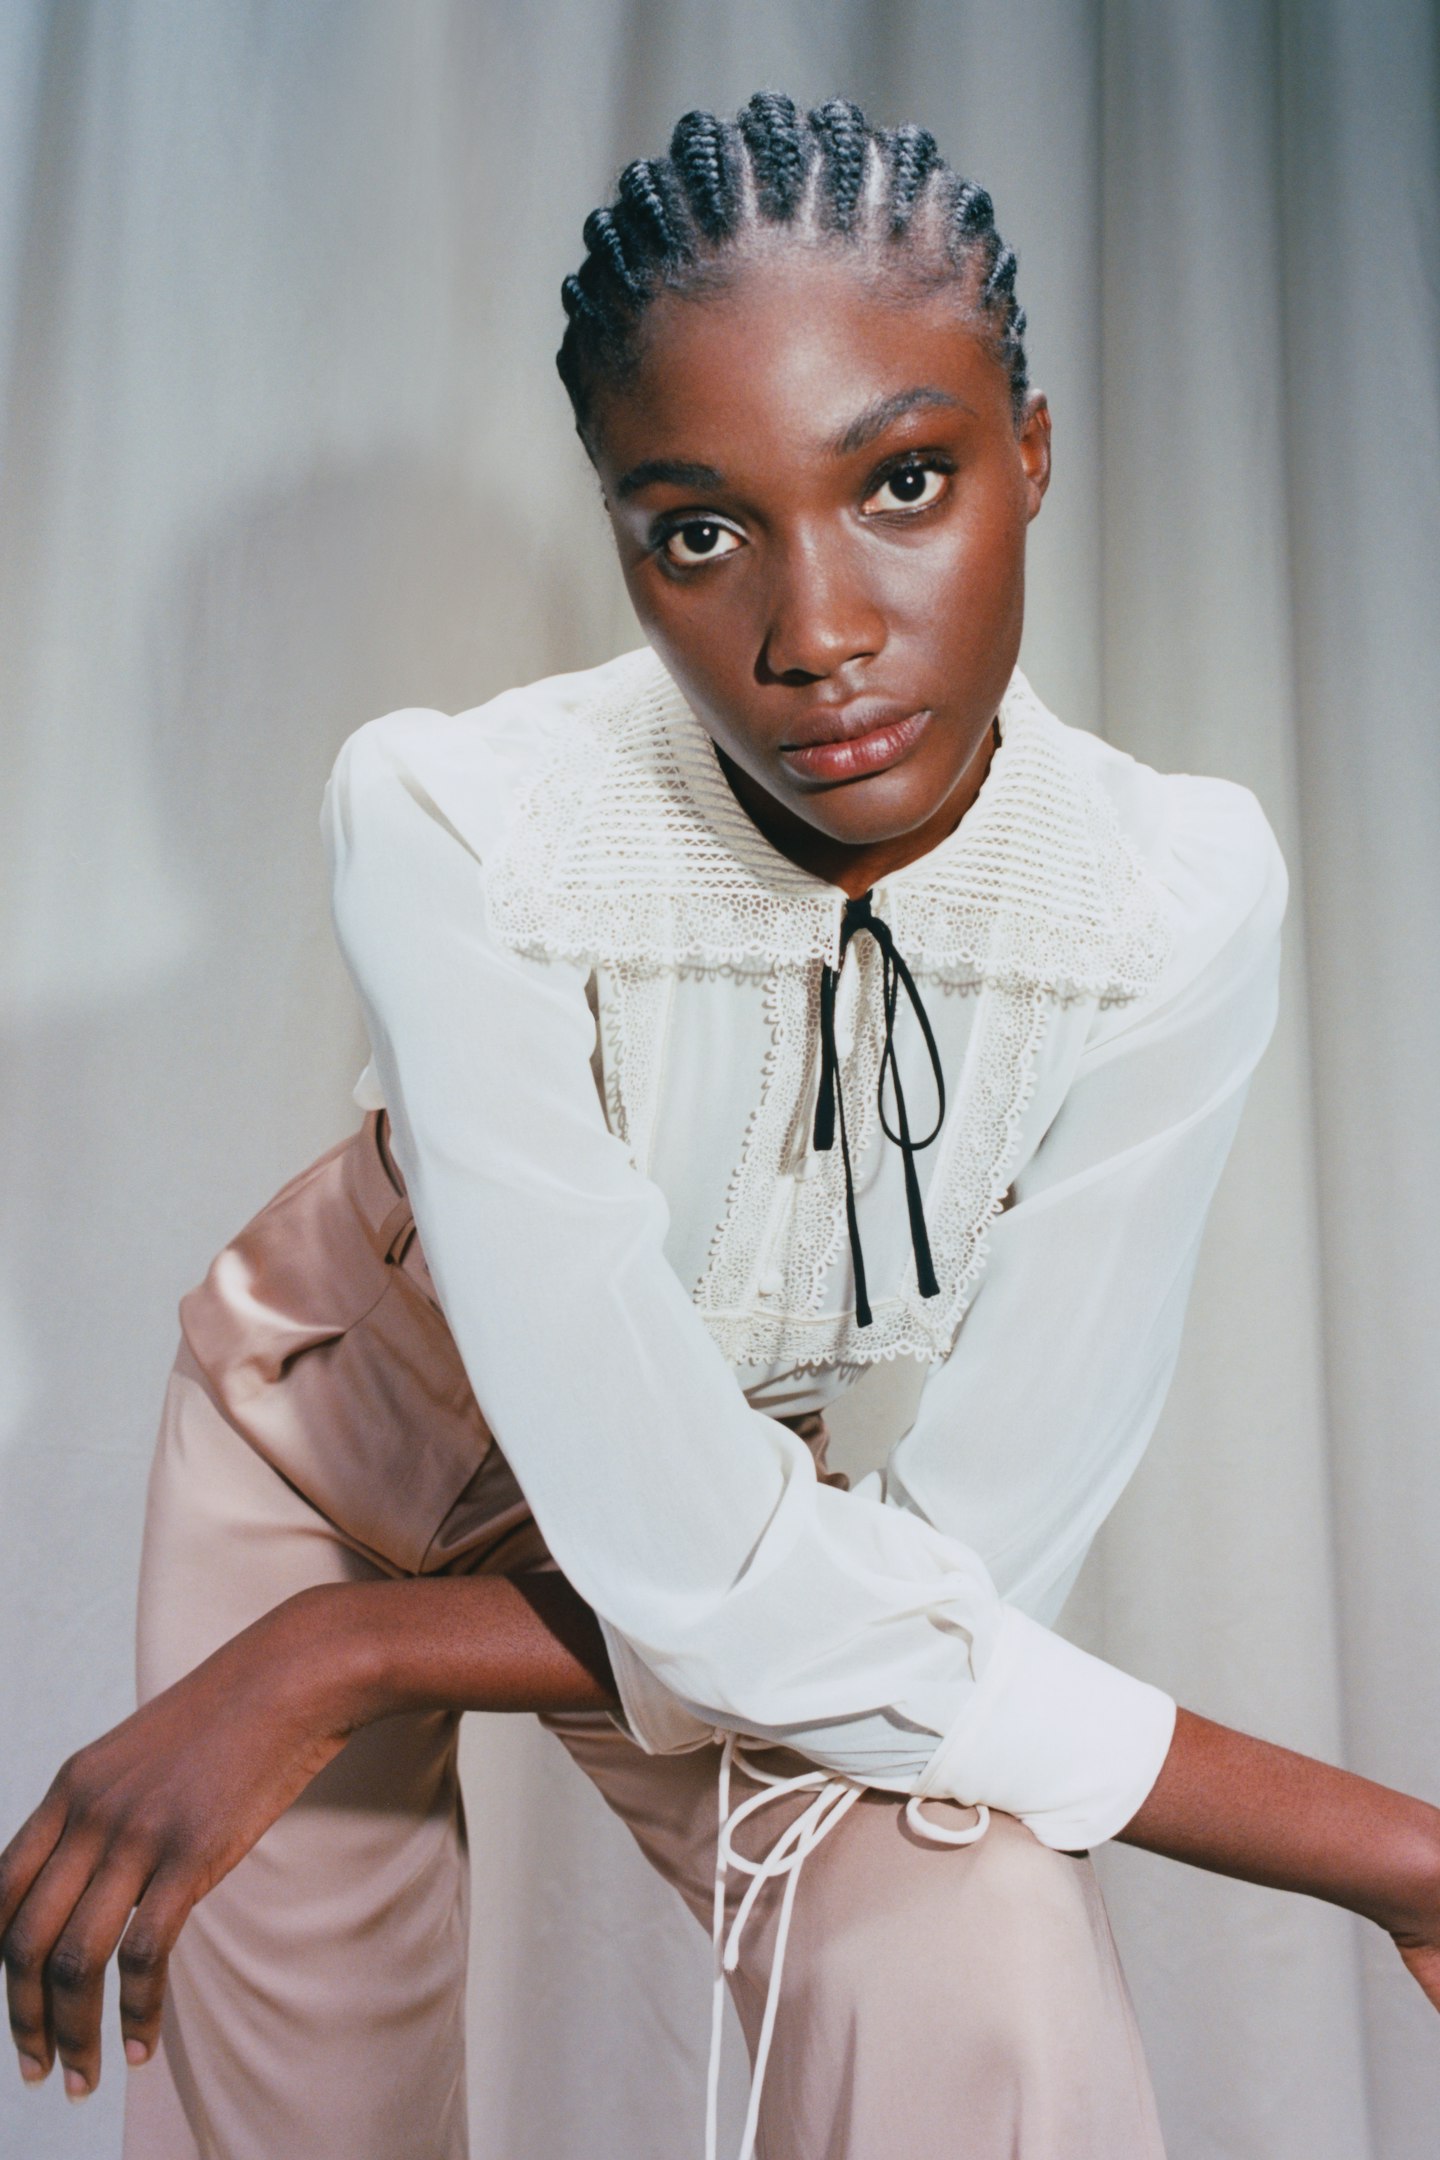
[{"xmin": 703, "ymin": 1731, "xmax": 991, "ymax": 2160}]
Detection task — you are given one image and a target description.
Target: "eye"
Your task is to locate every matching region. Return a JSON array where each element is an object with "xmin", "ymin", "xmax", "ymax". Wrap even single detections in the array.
[
  {"xmin": 862, "ymin": 461, "xmax": 949, "ymax": 516},
  {"xmin": 659, "ymin": 519, "xmax": 744, "ymax": 568}
]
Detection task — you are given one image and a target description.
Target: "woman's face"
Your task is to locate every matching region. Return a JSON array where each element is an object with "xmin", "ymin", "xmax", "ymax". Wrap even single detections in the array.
[{"xmin": 591, "ymin": 246, "xmax": 1051, "ymax": 879}]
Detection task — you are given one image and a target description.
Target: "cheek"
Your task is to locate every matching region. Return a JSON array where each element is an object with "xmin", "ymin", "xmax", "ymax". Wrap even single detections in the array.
[
  {"xmin": 628, "ymin": 575, "xmax": 731, "ymax": 666},
  {"xmin": 874, "ymin": 503, "xmax": 1023, "ymax": 648},
  {"xmin": 622, "ymin": 597, "xmax": 751, "ymax": 739},
  {"xmin": 624, "ymin": 560, "xmax": 768, "ymax": 708}
]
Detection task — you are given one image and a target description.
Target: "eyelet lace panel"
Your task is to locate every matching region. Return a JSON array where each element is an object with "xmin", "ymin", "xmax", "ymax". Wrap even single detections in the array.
[
  {"xmin": 485, "ymin": 646, "xmax": 1173, "ymax": 1367},
  {"xmin": 688, "ymin": 970, "xmax": 1050, "ymax": 1370},
  {"xmin": 592, "ymin": 963, "xmax": 675, "ymax": 1174}
]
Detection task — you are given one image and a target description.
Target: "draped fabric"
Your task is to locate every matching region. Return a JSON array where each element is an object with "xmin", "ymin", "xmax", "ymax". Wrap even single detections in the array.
[{"xmin": 1, "ymin": 5, "xmax": 1435, "ymax": 2155}]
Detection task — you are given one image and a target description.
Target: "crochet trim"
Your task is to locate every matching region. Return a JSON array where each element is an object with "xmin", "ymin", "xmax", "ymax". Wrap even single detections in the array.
[
  {"xmin": 485, "ymin": 647, "xmax": 1172, "ymax": 1368},
  {"xmin": 485, "ymin": 646, "xmax": 1171, "ymax": 999}
]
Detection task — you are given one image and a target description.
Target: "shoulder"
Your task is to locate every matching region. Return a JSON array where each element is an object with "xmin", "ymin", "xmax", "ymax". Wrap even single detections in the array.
[
  {"xmin": 324, "ymin": 647, "xmax": 646, "ymax": 863},
  {"xmin": 1056, "ymin": 717, "xmax": 1288, "ymax": 1001}
]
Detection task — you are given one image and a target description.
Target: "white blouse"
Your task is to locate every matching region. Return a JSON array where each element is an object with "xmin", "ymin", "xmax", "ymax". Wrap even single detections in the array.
[{"xmin": 323, "ymin": 645, "xmax": 1285, "ymax": 1853}]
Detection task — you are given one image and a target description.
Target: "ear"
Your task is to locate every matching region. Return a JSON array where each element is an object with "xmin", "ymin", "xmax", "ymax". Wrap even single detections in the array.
[{"xmin": 1018, "ymin": 390, "xmax": 1052, "ymax": 519}]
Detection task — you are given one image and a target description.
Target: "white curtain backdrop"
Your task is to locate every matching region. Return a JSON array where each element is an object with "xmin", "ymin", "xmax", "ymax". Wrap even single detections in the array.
[{"xmin": 2, "ymin": 4, "xmax": 1437, "ymax": 2155}]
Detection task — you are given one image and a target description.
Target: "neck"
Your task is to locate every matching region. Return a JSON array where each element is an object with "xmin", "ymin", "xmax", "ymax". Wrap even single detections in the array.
[{"xmin": 716, "ymin": 720, "xmax": 999, "ymax": 900}]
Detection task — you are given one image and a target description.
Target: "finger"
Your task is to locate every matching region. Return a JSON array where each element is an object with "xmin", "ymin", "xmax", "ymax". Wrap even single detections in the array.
[
  {"xmin": 116, "ymin": 1870, "xmax": 194, "ymax": 2068},
  {"xmin": 46, "ymin": 1852, "xmax": 153, "ymax": 2100},
  {"xmin": 0, "ymin": 1788, "xmax": 68, "ymax": 1940},
  {"xmin": 2, "ymin": 1834, "xmax": 103, "ymax": 2086},
  {"xmin": 0, "ymin": 1792, "xmax": 70, "ymax": 2086}
]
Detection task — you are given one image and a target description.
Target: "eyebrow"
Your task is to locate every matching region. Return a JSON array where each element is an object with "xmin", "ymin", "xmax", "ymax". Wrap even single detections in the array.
[
  {"xmin": 614, "ymin": 457, "xmax": 727, "ymax": 501},
  {"xmin": 830, "ymin": 385, "xmax": 965, "ymax": 457},
  {"xmin": 612, "ymin": 385, "xmax": 969, "ymax": 502}
]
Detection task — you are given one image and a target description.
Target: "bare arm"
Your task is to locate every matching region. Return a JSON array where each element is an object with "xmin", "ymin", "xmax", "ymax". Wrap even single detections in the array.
[
  {"xmin": 347, "ymin": 1592, "xmax": 1440, "ymax": 2005},
  {"xmin": 0, "ymin": 1574, "xmax": 616, "ymax": 2101},
  {"xmin": 1118, "ymin": 1707, "xmax": 1440, "ymax": 2005},
  {"xmin": 8, "ymin": 1583, "xmax": 1440, "ymax": 2105},
  {"xmin": 329, "ymin": 1571, "xmax": 616, "ymax": 1717}
]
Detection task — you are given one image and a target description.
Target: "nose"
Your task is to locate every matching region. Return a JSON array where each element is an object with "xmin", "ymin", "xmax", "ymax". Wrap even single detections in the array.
[{"xmin": 758, "ymin": 531, "xmax": 886, "ymax": 683}]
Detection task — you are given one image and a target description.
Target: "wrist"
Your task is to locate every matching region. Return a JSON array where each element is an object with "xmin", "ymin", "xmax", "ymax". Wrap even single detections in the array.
[
  {"xmin": 1359, "ymin": 1813, "xmax": 1440, "ymax": 1943},
  {"xmin": 1120, "ymin": 1708, "xmax": 1440, "ymax": 1938}
]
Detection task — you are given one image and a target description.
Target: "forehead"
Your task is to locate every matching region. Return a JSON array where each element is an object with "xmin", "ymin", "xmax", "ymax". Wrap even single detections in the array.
[{"xmin": 590, "ymin": 247, "xmax": 1009, "ymax": 478}]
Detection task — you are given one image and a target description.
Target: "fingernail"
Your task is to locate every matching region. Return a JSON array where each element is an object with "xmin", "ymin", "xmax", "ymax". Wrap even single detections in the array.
[
  {"xmin": 124, "ymin": 2038, "xmax": 150, "ymax": 2067},
  {"xmin": 17, "ymin": 2053, "xmax": 46, "ymax": 2085},
  {"xmin": 63, "ymin": 2067, "xmax": 91, "ymax": 2102}
]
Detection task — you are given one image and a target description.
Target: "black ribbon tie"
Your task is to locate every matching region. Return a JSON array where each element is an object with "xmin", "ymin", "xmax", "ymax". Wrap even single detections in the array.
[{"xmin": 812, "ymin": 889, "xmax": 946, "ymax": 1328}]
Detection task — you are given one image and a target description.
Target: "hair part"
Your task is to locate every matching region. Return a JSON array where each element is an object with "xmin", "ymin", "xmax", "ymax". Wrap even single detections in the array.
[{"xmin": 557, "ymin": 94, "xmax": 1030, "ymax": 450}]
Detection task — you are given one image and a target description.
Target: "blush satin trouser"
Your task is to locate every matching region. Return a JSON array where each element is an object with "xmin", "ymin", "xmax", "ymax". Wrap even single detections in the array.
[{"xmin": 121, "ymin": 1122, "xmax": 1167, "ymax": 2160}]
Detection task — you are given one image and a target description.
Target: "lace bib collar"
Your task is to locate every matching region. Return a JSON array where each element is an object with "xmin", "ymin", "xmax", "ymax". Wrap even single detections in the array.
[{"xmin": 486, "ymin": 647, "xmax": 1171, "ymax": 1000}]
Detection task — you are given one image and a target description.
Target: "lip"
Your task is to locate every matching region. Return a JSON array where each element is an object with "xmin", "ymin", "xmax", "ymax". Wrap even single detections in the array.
[{"xmin": 779, "ymin": 704, "xmax": 933, "ymax": 783}]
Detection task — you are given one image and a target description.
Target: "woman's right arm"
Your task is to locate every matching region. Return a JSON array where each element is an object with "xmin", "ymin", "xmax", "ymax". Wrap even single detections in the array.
[{"xmin": 0, "ymin": 1569, "xmax": 617, "ymax": 2097}]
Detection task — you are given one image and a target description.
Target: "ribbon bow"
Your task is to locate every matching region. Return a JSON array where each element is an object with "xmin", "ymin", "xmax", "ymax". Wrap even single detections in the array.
[{"xmin": 812, "ymin": 889, "xmax": 946, "ymax": 1327}]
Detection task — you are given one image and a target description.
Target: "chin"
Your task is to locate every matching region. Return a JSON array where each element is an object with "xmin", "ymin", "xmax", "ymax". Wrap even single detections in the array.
[{"xmin": 781, "ymin": 770, "xmax": 944, "ymax": 845}]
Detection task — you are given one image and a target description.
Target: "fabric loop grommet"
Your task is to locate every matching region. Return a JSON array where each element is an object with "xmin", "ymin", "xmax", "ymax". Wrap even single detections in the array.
[{"xmin": 813, "ymin": 889, "xmax": 946, "ymax": 1326}]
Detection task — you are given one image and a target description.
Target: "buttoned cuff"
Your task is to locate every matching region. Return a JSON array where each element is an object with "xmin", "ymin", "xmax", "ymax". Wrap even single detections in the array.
[{"xmin": 919, "ymin": 1604, "xmax": 1177, "ymax": 1850}]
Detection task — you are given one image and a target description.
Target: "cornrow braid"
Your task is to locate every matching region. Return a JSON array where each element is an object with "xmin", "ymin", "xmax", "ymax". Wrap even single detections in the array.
[
  {"xmin": 669, "ymin": 109, "xmax": 740, "ymax": 239},
  {"xmin": 739, "ymin": 91, "xmax": 806, "ymax": 220},
  {"xmin": 950, "ymin": 178, "xmax": 995, "ymax": 239},
  {"xmin": 808, "ymin": 97, "xmax": 870, "ymax": 233},
  {"xmin": 615, "ymin": 158, "xmax": 687, "ymax": 262},
  {"xmin": 555, "ymin": 91, "xmax": 1030, "ymax": 441},
  {"xmin": 885, "ymin": 124, "xmax": 942, "ymax": 237},
  {"xmin": 580, "ymin": 206, "xmax": 644, "ymax": 306}
]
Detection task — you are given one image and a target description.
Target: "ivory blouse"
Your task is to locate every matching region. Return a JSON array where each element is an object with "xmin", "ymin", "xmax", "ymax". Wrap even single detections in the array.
[{"xmin": 323, "ymin": 645, "xmax": 1285, "ymax": 1852}]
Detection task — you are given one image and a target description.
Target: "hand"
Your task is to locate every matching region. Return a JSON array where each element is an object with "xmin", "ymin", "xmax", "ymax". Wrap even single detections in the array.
[
  {"xmin": 0, "ymin": 1592, "xmax": 357, "ymax": 2101},
  {"xmin": 0, "ymin": 1569, "xmax": 613, "ymax": 2102}
]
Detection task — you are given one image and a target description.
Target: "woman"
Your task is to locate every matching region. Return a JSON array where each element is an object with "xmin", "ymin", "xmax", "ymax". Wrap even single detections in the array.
[{"xmin": 3, "ymin": 94, "xmax": 1438, "ymax": 2160}]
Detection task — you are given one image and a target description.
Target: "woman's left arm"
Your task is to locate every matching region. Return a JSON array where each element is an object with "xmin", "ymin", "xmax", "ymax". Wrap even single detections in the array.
[
  {"xmin": 883, "ymin": 778, "xmax": 1440, "ymax": 1998},
  {"xmin": 879, "ymin": 768, "xmax": 1289, "ymax": 1834},
  {"xmin": 1118, "ymin": 1710, "xmax": 1440, "ymax": 2010},
  {"xmin": 890, "ymin": 891, "xmax": 1276, "ymax": 1606}
]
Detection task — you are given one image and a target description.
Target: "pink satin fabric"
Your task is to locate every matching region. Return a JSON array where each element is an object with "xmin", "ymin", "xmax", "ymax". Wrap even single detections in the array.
[{"xmin": 123, "ymin": 1119, "xmax": 1166, "ymax": 2159}]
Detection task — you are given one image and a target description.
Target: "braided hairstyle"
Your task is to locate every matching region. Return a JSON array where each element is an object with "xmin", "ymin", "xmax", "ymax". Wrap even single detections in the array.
[{"xmin": 557, "ymin": 94, "xmax": 1029, "ymax": 447}]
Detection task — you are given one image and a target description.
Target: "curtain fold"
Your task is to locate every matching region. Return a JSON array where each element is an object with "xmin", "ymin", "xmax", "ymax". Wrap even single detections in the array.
[{"xmin": 1, "ymin": 6, "xmax": 1434, "ymax": 2154}]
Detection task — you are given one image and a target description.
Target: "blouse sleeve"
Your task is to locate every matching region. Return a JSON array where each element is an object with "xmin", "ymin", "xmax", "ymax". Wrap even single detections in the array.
[
  {"xmin": 882, "ymin": 769, "xmax": 1288, "ymax": 1828},
  {"xmin": 320, "ymin": 713, "xmax": 1274, "ymax": 1850}
]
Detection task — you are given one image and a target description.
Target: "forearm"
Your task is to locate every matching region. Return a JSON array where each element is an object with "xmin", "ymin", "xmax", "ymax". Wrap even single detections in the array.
[
  {"xmin": 1118, "ymin": 1707, "xmax": 1440, "ymax": 1938},
  {"xmin": 275, "ymin": 1583, "xmax": 1440, "ymax": 1950},
  {"xmin": 279, "ymin": 1573, "xmax": 618, "ymax": 1733}
]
